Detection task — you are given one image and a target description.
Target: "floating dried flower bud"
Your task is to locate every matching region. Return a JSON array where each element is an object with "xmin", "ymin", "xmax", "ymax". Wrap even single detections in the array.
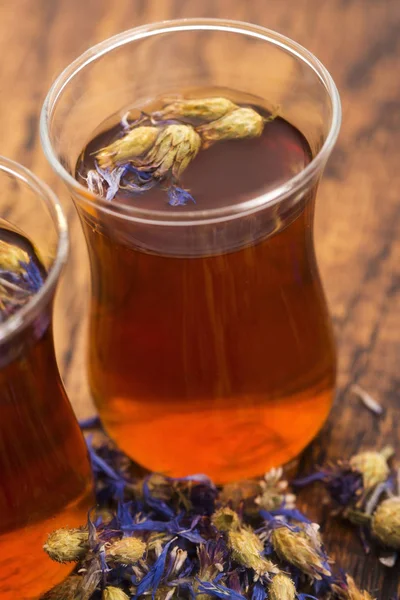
[
  {"xmin": 349, "ymin": 447, "xmax": 393, "ymax": 490},
  {"xmin": 153, "ymin": 97, "xmax": 237, "ymax": 122},
  {"xmin": 0, "ymin": 240, "xmax": 29, "ymax": 273},
  {"xmin": 228, "ymin": 526, "xmax": 279, "ymax": 575},
  {"xmin": 40, "ymin": 575, "xmax": 81, "ymax": 600},
  {"xmin": 43, "ymin": 527, "xmax": 89, "ymax": 563},
  {"xmin": 103, "ymin": 586, "xmax": 130, "ymax": 600},
  {"xmin": 198, "ymin": 107, "xmax": 265, "ymax": 147},
  {"xmin": 96, "ymin": 126, "xmax": 159, "ymax": 169},
  {"xmin": 268, "ymin": 573, "xmax": 296, "ymax": 600},
  {"xmin": 211, "ymin": 507, "xmax": 241, "ymax": 532},
  {"xmin": 371, "ymin": 497, "xmax": 400, "ymax": 549},
  {"xmin": 139, "ymin": 124, "xmax": 201, "ymax": 179},
  {"xmin": 271, "ymin": 525, "xmax": 331, "ymax": 580},
  {"xmin": 107, "ymin": 536, "xmax": 146, "ymax": 564}
]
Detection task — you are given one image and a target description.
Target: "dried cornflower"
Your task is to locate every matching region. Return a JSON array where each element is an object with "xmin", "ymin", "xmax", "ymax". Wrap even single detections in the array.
[
  {"xmin": 43, "ymin": 527, "xmax": 89, "ymax": 563},
  {"xmin": 197, "ymin": 538, "xmax": 229, "ymax": 584},
  {"xmin": 42, "ymin": 420, "xmax": 383, "ymax": 600},
  {"xmin": 0, "ymin": 240, "xmax": 29, "ymax": 272},
  {"xmin": 103, "ymin": 586, "xmax": 130, "ymax": 600},
  {"xmin": 107, "ymin": 536, "xmax": 146, "ymax": 564},
  {"xmin": 0, "ymin": 236, "xmax": 45, "ymax": 322},
  {"xmin": 211, "ymin": 506, "xmax": 241, "ymax": 532},
  {"xmin": 212, "ymin": 507, "xmax": 278, "ymax": 575},
  {"xmin": 153, "ymin": 97, "xmax": 237, "ymax": 122},
  {"xmin": 350, "ymin": 447, "xmax": 393, "ymax": 490},
  {"xmin": 137, "ymin": 123, "xmax": 201, "ymax": 179},
  {"xmin": 228, "ymin": 526, "xmax": 279, "ymax": 575},
  {"xmin": 271, "ymin": 524, "xmax": 331, "ymax": 580},
  {"xmin": 256, "ymin": 468, "xmax": 296, "ymax": 511},
  {"xmin": 268, "ymin": 573, "xmax": 296, "ymax": 600},
  {"xmin": 198, "ymin": 107, "xmax": 265, "ymax": 146},
  {"xmin": 371, "ymin": 497, "xmax": 400, "ymax": 549},
  {"xmin": 332, "ymin": 575, "xmax": 375, "ymax": 600},
  {"xmin": 95, "ymin": 126, "xmax": 159, "ymax": 169}
]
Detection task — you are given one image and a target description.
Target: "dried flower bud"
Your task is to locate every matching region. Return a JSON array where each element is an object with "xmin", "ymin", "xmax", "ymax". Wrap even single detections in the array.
[
  {"xmin": 96, "ymin": 126, "xmax": 159, "ymax": 169},
  {"xmin": 0, "ymin": 240, "xmax": 29, "ymax": 273},
  {"xmin": 228, "ymin": 526, "xmax": 279, "ymax": 574},
  {"xmin": 211, "ymin": 507, "xmax": 240, "ymax": 532},
  {"xmin": 43, "ymin": 527, "xmax": 89, "ymax": 563},
  {"xmin": 371, "ymin": 497, "xmax": 400, "ymax": 549},
  {"xmin": 256, "ymin": 468, "xmax": 296, "ymax": 511},
  {"xmin": 103, "ymin": 586, "xmax": 130, "ymax": 600},
  {"xmin": 268, "ymin": 573, "xmax": 296, "ymax": 600},
  {"xmin": 198, "ymin": 107, "xmax": 265, "ymax": 146},
  {"xmin": 138, "ymin": 124, "xmax": 201, "ymax": 179},
  {"xmin": 153, "ymin": 97, "xmax": 237, "ymax": 122},
  {"xmin": 271, "ymin": 525, "xmax": 331, "ymax": 580},
  {"xmin": 40, "ymin": 575, "xmax": 81, "ymax": 600},
  {"xmin": 107, "ymin": 536, "xmax": 146, "ymax": 564},
  {"xmin": 349, "ymin": 447, "xmax": 393, "ymax": 490}
]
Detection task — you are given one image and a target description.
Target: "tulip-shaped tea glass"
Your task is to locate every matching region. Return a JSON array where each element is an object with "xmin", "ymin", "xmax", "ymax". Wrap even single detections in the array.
[
  {"xmin": 0, "ymin": 157, "xmax": 93, "ymax": 599},
  {"xmin": 41, "ymin": 20, "xmax": 341, "ymax": 484}
]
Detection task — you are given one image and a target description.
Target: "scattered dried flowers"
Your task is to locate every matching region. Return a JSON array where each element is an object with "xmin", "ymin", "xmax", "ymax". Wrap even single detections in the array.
[
  {"xmin": 293, "ymin": 441, "xmax": 400, "ymax": 571},
  {"xmin": 40, "ymin": 421, "xmax": 392, "ymax": 600},
  {"xmin": 84, "ymin": 96, "xmax": 277, "ymax": 206}
]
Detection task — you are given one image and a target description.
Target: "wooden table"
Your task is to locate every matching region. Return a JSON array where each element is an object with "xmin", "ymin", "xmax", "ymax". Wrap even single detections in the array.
[{"xmin": 1, "ymin": 1, "xmax": 399, "ymax": 597}]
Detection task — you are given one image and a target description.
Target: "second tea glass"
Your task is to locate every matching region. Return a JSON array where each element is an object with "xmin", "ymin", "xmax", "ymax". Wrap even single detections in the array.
[
  {"xmin": 41, "ymin": 20, "xmax": 341, "ymax": 484},
  {"xmin": 0, "ymin": 157, "xmax": 93, "ymax": 599}
]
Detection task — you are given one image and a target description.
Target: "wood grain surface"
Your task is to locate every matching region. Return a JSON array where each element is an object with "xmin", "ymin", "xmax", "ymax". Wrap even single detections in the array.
[{"xmin": 0, "ymin": 0, "xmax": 399, "ymax": 596}]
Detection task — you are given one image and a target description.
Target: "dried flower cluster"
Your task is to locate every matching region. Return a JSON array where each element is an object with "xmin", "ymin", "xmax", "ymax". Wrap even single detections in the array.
[
  {"xmin": 0, "ymin": 236, "xmax": 44, "ymax": 322},
  {"xmin": 41, "ymin": 425, "xmax": 381, "ymax": 600},
  {"xmin": 84, "ymin": 96, "xmax": 276, "ymax": 206},
  {"xmin": 293, "ymin": 443, "xmax": 400, "ymax": 567}
]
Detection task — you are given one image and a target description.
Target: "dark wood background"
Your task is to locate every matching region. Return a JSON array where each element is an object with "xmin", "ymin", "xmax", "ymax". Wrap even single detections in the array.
[{"xmin": 1, "ymin": 0, "xmax": 399, "ymax": 596}]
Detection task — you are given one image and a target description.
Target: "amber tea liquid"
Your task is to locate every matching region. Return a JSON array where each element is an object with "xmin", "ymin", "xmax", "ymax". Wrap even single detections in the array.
[
  {"xmin": 76, "ymin": 92, "xmax": 336, "ymax": 483},
  {"xmin": 0, "ymin": 228, "xmax": 93, "ymax": 600}
]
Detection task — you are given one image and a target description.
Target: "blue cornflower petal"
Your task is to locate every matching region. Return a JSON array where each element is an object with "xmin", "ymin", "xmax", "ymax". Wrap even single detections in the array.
[
  {"xmin": 134, "ymin": 538, "xmax": 176, "ymax": 600},
  {"xmin": 87, "ymin": 440, "xmax": 121, "ymax": 482},
  {"xmin": 167, "ymin": 186, "xmax": 196, "ymax": 207},
  {"xmin": 20, "ymin": 260, "xmax": 44, "ymax": 292},
  {"xmin": 117, "ymin": 502, "xmax": 135, "ymax": 534},
  {"xmin": 292, "ymin": 472, "xmax": 328, "ymax": 486},
  {"xmin": 196, "ymin": 581, "xmax": 246, "ymax": 600},
  {"xmin": 95, "ymin": 164, "xmax": 128, "ymax": 201},
  {"xmin": 251, "ymin": 582, "xmax": 266, "ymax": 600}
]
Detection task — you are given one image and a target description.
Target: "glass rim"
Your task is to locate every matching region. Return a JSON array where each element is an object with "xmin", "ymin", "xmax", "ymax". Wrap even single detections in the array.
[
  {"xmin": 40, "ymin": 18, "xmax": 341, "ymax": 227},
  {"xmin": 0, "ymin": 156, "xmax": 69, "ymax": 343}
]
